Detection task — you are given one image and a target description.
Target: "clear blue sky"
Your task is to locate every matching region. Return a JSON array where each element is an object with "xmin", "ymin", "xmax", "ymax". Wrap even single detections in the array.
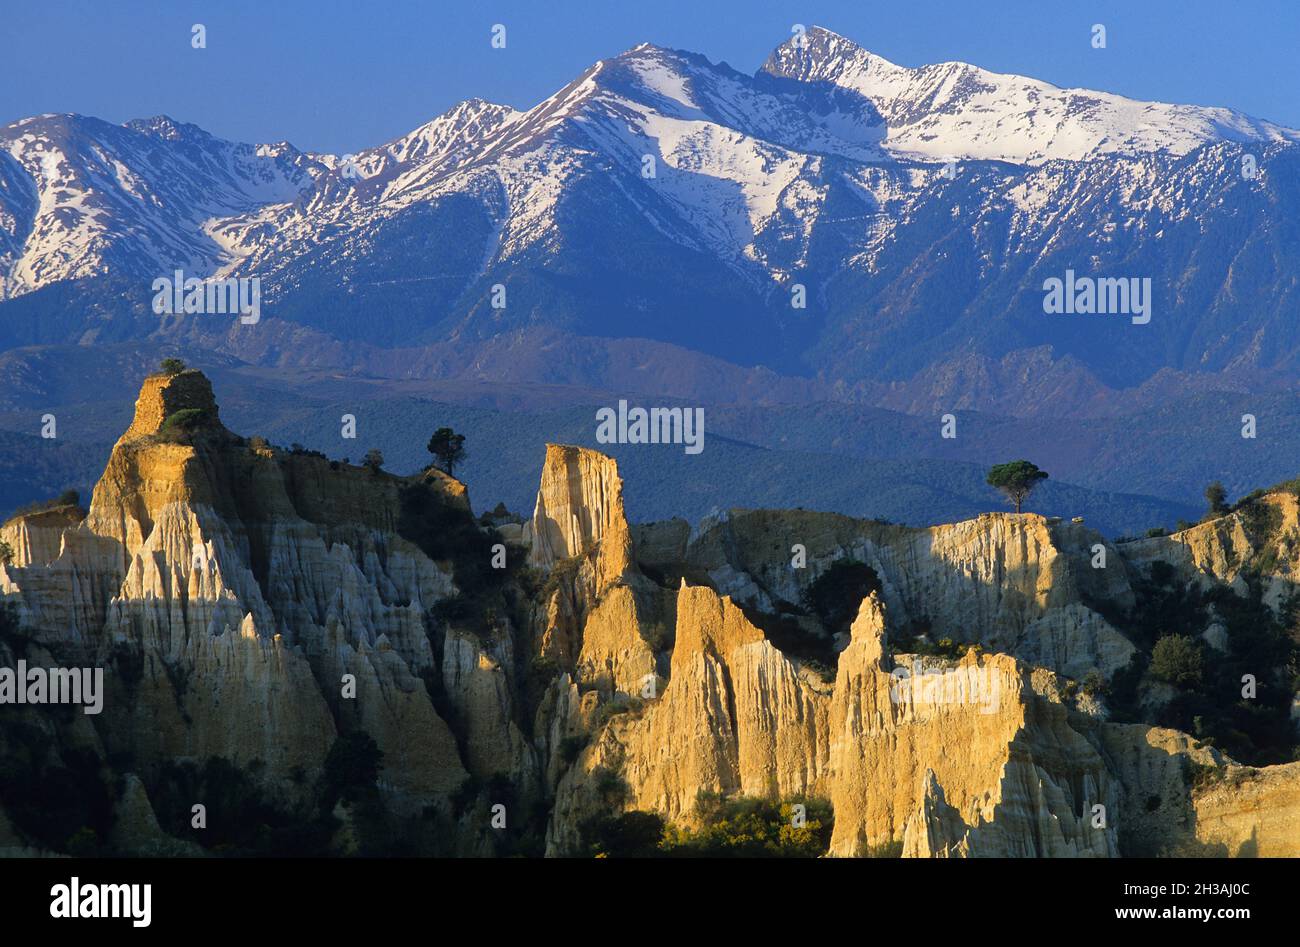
[{"xmin": 3, "ymin": 0, "xmax": 1298, "ymax": 154}]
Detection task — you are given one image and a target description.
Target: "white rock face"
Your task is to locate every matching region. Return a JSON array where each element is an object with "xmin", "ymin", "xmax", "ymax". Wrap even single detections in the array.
[
  {"xmin": 684, "ymin": 508, "xmax": 1135, "ymax": 680},
  {"xmin": 442, "ymin": 628, "xmax": 535, "ymax": 785}
]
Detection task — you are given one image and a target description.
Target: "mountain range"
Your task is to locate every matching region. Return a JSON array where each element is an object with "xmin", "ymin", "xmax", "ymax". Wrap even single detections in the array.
[{"xmin": 1, "ymin": 25, "xmax": 1297, "ymax": 526}]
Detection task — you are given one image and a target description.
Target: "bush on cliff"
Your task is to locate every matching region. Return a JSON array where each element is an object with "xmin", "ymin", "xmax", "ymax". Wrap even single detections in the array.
[
  {"xmin": 159, "ymin": 408, "xmax": 207, "ymax": 435},
  {"xmin": 659, "ymin": 794, "xmax": 834, "ymax": 858},
  {"xmin": 320, "ymin": 731, "xmax": 383, "ymax": 806},
  {"xmin": 580, "ymin": 792, "xmax": 836, "ymax": 858},
  {"xmin": 1151, "ymin": 635, "xmax": 1204, "ymax": 688}
]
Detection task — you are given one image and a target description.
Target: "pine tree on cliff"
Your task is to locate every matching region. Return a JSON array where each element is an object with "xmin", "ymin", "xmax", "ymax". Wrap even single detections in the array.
[
  {"xmin": 1204, "ymin": 481, "xmax": 1229, "ymax": 518},
  {"xmin": 426, "ymin": 427, "xmax": 467, "ymax": 478},
  {"xmin": 986, "ymin": 460, "xmax": 1049, "ymax": 514}
]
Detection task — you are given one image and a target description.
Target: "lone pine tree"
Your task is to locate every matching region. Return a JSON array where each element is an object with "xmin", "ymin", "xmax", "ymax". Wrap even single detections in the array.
[{"xmin": 986, "ymin": 460, "xmax": 1050, "ymax": 514}]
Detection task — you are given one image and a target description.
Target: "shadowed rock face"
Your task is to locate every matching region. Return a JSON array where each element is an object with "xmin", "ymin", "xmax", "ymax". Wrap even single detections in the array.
[{"xmin": 1, "ymin": 372, "xmax": 1297, "ymax": 857}]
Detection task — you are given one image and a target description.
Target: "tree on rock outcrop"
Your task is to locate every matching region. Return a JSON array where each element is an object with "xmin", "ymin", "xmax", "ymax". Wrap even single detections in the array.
[
  {"xmin": 159, "ymin": 357, "xmax": 186, "ymax": 376},
  {"xmin": 986, "ymin": 460, "xmax": 1049, "ymax": 514},
  {"xmin": 1204, "ymin": 481, "xmax": 1229, "ymax": 519},
  {"xmin": 426, "ymin": 427, "xmax": 467, "ymax": 478}
]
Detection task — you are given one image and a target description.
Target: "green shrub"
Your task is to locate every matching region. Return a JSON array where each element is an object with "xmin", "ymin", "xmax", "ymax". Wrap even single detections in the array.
[
  {"xmin": 160, "ymin": 408, "xmax": 206, "ymax": 432},
  {"xmin": 864, "ymin": 838, "xmax": 904, "ymax": 858},
  {"xmin": 592, "ymin": 767, "xmax": 629, "ymax": 807},
  {"xmin": 1149, "ymin": 560, "xmax": 1176, "ymax": 587},
  {"xmin": 150, "ymin": 756, "xmax": 334, "ymax": 856},
  {"xmin": 658, "ymin": 794, "xmax": 834, "ymax": 858},
  {"xmin": 582, "ymin": 810, "xmax": 666, "ymax": 858},
  {"xmin": 1081, "ymin": 669, "xmax": 1108, "ymax": 698},
  {"xmin": 321, "ymin": 731, "xmax": 383, "ymax": 805},
  {"xmin": 559, "ymin": 735, "xmax": 589, "ymax": 764},
  {"xmin": 1151, "ymin": 635, "xmax": 1204, "ymax": 688}
]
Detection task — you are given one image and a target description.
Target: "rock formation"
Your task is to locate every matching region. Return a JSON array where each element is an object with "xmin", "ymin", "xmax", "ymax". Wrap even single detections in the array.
[{"xmin": 1, "ymin": 372, "xmax": 1296, "ymax": 858}]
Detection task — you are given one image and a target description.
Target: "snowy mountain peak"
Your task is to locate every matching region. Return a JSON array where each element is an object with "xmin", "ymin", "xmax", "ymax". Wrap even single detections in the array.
[
  {"xmin": 760, "ymin": 25, "xmax": 1300, "ymax": 165},
  {"xmin": 762, "ymin": 24, "xmax": 896, "ymax": 82},
  {"xmin": 125, "ymin": 115, "xmax": 210, "ymax": 143}
]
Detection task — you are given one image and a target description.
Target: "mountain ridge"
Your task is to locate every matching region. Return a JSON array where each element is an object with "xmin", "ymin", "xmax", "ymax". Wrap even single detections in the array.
[{"xmin": 1, "ymin": 26, "xmax": 1298, "ymax": 522}]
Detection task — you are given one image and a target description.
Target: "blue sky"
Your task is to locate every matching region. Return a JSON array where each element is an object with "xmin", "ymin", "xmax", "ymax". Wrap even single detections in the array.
[{"xmin": 3, "ymin": 0, "xmax": 1298, "ymax": 154}]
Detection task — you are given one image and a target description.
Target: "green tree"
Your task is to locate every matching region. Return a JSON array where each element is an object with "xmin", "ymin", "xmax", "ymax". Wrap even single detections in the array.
[
  {"xmin": 362, "ymin": 448, "xmax": 385, "ymax": 473},
  {"xmin": 159, "ymin": 357, "xmax": 186, "ymax": 376},
  {"xmin": 986, "ymin": 460, "xmax": 1050, "ymax": 514},
  {"xmin": 1204, "ymin": 481, "xmax": 1229, "ymax": 518},
  {"xmin": 584, "ymin": 811, "xmax": 666, "ymax": 857},
  {"xmin": 426, "ymin": 427, "xmax": 467, "ymax": 478},
  {"xmin": 321, "ymin": 732, "xmax": 383, "ymax": 804},
  {"xmin": 1151, "ymin": 634, "xmax": 1204, "ymax": 688}
]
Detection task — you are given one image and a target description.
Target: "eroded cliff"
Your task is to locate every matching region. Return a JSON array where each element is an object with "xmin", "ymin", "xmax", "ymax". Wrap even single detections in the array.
[{"xmin": 2, "ymin": 373, "xmax": 1296, "ymax": 858}]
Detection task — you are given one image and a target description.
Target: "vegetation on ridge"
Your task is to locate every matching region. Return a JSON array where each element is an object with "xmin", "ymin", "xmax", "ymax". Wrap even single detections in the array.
[
  {"xmin": 986, "ymin": 460, "xmax": 1050, "ymax": 514},
  {"xmin": 582, "ymin": 793, "xmax": 835, "ymax": 858}
]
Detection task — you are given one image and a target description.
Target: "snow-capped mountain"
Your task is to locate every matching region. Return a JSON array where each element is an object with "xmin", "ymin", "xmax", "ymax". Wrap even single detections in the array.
[
  {"xmin": 2, "ymin": 26, "xmax": 1299, "ymax": 394},
  {"xmin": 0, "ymin": 114, "xmax": 323, "ymax": 300},
  {"xmin": 761, "ymin": 27, "xmax": 1300, "ymax": 164}
]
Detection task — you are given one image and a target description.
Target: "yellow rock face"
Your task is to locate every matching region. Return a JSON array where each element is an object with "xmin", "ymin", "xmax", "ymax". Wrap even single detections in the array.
[
  {"xmin": 2, "ymin": 369, "xmax": 470, "ymax": 819},
  {"xmin": 828, "ymin": 594, "xmax": 1113, "ymax": 857},
  {"xmin": 1193, "ymin": 763, "xmax": 1300, "ymax": 857},
  {"xmin": 550, "ymin": 589, "xmax": 1114, "ymax": 857},
  {"xmin": 529, "ymin": 443, "xmax": 632, "ymax": 592},
  {"xmin": 531, "ymin": 447, "xmax": 1299, "ymax": 858},
  {"xmin": 1126, "ymin": 494, "xmax": 1300, "ymax": 610},
  {"xmin": 121, "ymin": 369, "xmax": 222, "ymax": 442}
]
